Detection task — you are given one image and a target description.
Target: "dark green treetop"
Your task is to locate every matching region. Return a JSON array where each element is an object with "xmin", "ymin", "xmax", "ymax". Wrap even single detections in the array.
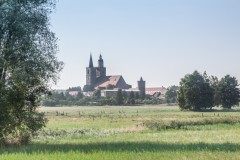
[
  {"xmin": 177, "ymin": 71, "xmax": 214, "ymax": 111},
  {"xmin": 219, "ymin": 75, "xmax": 240, "ymax": 109}
]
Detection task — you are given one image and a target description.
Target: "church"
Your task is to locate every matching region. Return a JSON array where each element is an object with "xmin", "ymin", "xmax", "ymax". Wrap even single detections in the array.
[
  {"xmin": 85, "ymin": 54, "xmax": 132, "ymax": 91},
  {"xmin": 83, "ymin": 54, "xmax": 167, "ymax": 99}
]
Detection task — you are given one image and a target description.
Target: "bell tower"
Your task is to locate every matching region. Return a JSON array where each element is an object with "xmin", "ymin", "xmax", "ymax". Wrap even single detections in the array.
[
  {"xmin": 86, "ymin": 54, "xmax": 96, "ymax": 88},
  {"xmin": 138, "ymin": 77, "xmax": 146, "ymax": 98},
  {"xmin": 96, "ymin": 54, "xmax": 106, "ymax": 78}
]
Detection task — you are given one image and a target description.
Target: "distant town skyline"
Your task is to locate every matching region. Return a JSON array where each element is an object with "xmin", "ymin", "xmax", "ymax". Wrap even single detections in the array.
[{"xmin": 51, "ymin": 0, "xmax": 240, "ymax": 89}]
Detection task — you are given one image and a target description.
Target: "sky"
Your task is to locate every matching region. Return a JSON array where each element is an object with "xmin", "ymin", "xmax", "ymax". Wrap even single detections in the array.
[{"xmin": 50, "ymin": 0, "xmax": 240, "ymax": 89}]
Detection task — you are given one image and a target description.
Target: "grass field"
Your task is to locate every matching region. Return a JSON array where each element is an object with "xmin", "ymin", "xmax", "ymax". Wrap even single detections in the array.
[{"xmin": 1, "ymin": 105, "xmax": 240, "ymax": 160}]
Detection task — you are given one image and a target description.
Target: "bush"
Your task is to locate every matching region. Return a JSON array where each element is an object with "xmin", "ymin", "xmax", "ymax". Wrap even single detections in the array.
[{"xmin": 0, "ymin": 125, "xmax": 33, "ymax": 147}]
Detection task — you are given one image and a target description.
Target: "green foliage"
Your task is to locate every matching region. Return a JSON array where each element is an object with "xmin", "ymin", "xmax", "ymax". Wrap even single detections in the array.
[
  {"xmin": 177, "ymin": 86, "xmax": 186, "ymax": 109},
  {"xmin": 178, "ymin": 71, "xmax": 240, "ymax": 111},
  {"xmin": 165, "ymin": 85, "xmax": 178, "ymax": 104},
  {"xmin": 140, "ymin": 90, "xmax": 146, "ymax": 99},
  {"xmin": 219, "ymin": 75, "xmax": 240, "ymax": 109},
  {"xmin": 126, "ymin": 91, "xmax": 135, "ymax": 105},
  {"xmin": 135, "ymin": 92, "xmax": 140, "ymax": 99},
  {"xmin": 76, "ymin": 92, "xmax": 84, "ymax": 99},
  {"xmin": 98, "ymin": 97, "xmax": 116, "ymax": 106},
  {"xmin": 0, "ymin": 0, "xmax": 62, "ymax": 145},
  {"xmin": 42, "ymin": 89, "xmax": 164, "ymax": 107},
  {"xmin": 115, "ymin": 89, "xmax": 124, "ymax": 105},
  {"xmin": 177, "ymin": 71, "xmax": 214, "ymax": 110},
  {"xmin": 135, "ymin": 98, "xmax": 163, "ymax": 105},
  {"xmin": 42, "ymin": 98, "xmax": 59, "ymax": 107},
  {"xmin": 52, "ymin": 92, "xmax": 66, "ymax": 100},
  {"xmin": 145, "ymin": 117, "xmax": 240, "ymax": 131},
  {"xmin": 93, "ymin": 89, "xmax": 101, "ymax": 98},
  {"xmin": 1, "ymin": 106, "xmax": 240, "ymax": 159},
  {"xmin": 209, "ymin": 76, "xmax": 221, "ymax": 107},
  {"xmin": 83, "ymin": 85, "xmax": 94, "ymax": 92},
  {"xmin": 42, "ymin": 94, "xmax": 164, "ymax": 106},
  {"xmin": 67, "ymin": 86, "xmax": 81, "ymax": 92},
  {"xmin": 106, "ymin": 84, "xmax": 115, "ymax": 90},
  {"xmin": 122, "ymin": 91, "xmax": 128, "ymax": 99},
  {"xmin": 38, "ymin": 128, "xmax": 122, "ymax": 139}
]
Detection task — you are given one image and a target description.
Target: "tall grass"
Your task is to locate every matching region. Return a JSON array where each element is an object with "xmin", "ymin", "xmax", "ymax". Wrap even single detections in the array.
[{"xmin": 144, "ymin": 117, "xmax": 240, "ymax": 130}]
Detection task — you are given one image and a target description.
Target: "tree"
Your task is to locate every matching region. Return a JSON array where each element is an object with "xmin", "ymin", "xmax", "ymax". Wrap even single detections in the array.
[
  {"xmin": 209, "ymin": 76, "xmax": 221, "ymax": 107},
  {"xmin": 115, "ymin": 89, "xmax": 124, "ymax": 105},
  {"xmin": 50, "ymin": 92, "xmax": 66, "ymax": 100},
  {"xmin": 140, "ymin": 90, "xmax": 146, "ymax": 99},
  {"xmin": 165, "ymin": 85, "xmax": 178, "ymax": 104},
  {"xmin": 83, "ymin": 85, "xmax": 94, "ymax": 92},
  {"xmin": 106, "ymin": 84, "xmax": 115, "ymax": 90},
  {"xmin": 122, "ymin": 90, "xmax": 128, "ymax": 99},
  {"xmin": 93, "ymin": 89, "xmax": 101, "ymax": 98},
  {"xmin": 127, "ymin": 91, "xmax": 135, "ymax": 105},
  {"xmin": 76, "ymin": 92, "xmax": 84, "ymax": 99},
  {"xmin": 0, "ymin": 0, "xmax": 63, "ymax": 145},
  {"xmin": 177, "ymin": 86, "xmax": 187, "ymax": 109},
  {"xmin": 65, "ymin": 92, "xmax": 75, "ymax": 101},
  {"xmin": 177, "ymin": 71, "xmax": 214, "ymax": 110},
  {"xmin": 67, "ymin": 86, "xmax": 81, "ymax": 92},
  {"xmin": 218, "ymin": 75, "xmax": 240, "ymax": 109},
  {"xmin": 135, "ymin": 92, "xmax": 140, "ymax": 99}
]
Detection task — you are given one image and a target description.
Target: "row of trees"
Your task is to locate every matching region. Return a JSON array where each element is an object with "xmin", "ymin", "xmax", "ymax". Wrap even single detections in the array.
[
  {"xmin": 178, "ymin": 71, "xmax": 240, "ymax": 110},
  {"xmin": 42, "ymin": 89, "xmax": 163, "ymax": 106}
]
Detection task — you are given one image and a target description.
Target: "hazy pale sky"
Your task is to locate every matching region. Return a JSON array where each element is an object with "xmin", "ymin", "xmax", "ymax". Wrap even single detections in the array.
[{"xmin": 51, "ymin": 0, "xmax": 240, "ymax": 89}]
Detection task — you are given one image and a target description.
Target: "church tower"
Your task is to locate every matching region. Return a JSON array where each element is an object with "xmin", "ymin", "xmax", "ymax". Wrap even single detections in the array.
[
  {"xmin": 96, "ymin": 54, "xmax": 106, "ymax": 78},
  {"xmin": 86, "ymin": 54, "xmax": 96, "ymax": 88},
  {"xmin": 138, "ymin": 77, "xmax": 146, "ymax": 98},
  {"xmin": 98, "ymin": 54, "xmax": 104, "ymax": 68}
]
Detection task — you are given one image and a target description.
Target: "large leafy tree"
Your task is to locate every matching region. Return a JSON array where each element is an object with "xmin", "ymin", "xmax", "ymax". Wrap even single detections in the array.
[
  {"xmin": 219, "ymin": 75, "xmax": 240, "ymax": 109},
  {"xmin": 0, "ymin": 0, "xmax": 63, "ymax": 144},
  {"xmin": 177, "ymin": 71, "xmax": 214, "ymax": 110}
]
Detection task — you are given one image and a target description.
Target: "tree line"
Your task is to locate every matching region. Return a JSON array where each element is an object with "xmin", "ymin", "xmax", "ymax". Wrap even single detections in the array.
[
  {"xmin": 42, "ymin": 89, "xmax": 164, "ymax": 106},
  {"xmin": 177, "ymin": 71, "xmax": 240, "ymax": 111}
]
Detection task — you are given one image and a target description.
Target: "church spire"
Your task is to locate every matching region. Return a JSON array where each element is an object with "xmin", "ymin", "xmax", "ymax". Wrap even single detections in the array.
[
  {"xmin": 89, "ymin": 54, "xmax": 93, "ymax": 68},
  {"xmin": 98, "ymin": 53, "xmax": 104, "ymax": 68}
]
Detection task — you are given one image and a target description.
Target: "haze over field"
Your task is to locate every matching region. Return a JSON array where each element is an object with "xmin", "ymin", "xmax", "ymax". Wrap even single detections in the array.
[{"xmin": 51, "ymin": 0, "xmax": 240, "ymax": 89}]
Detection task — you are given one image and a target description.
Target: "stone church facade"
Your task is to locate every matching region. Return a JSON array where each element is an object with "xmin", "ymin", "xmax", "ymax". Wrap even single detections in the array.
[{"xmin": 85, "ymin": 54, "xmax": 132, "ymax": 91}]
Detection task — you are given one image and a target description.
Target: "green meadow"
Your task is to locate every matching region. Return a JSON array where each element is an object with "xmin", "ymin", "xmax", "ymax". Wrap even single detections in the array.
[{"xmin": 1, "ymin": 105, "xmax": 240, "ymax": 160}]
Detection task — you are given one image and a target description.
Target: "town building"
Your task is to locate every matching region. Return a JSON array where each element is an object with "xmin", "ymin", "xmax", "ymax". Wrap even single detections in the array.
[
  {"xmin": 84, "ymin": 54, "xmax": 166, "ymax": 99},
  {"xmin": 85, "ymin": 54, "xmax": 132, "ymax": 91},
  {"xmin": 100, "ymin": 77, "xmax": 146, "ymax": 98},
  {"xmin": 101, "ymin": 88, "xmax": 140, "ymax": 98},
  {"xmin": 145, "ymin": 87, "xmax": 167, "ymax": 99}
]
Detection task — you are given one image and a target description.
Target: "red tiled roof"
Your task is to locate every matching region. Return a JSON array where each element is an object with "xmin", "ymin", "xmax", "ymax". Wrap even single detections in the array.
[
  {"xmin": 96, "ymin": 75, "xmax": 122, "ymax": 88},
  {"xmin": 146, "ymin": 87, "xmax": 167, "ymax": 96},
  {"xmin": 68, "ymin": 91, "xmax": 79, "ymax": 96}
]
